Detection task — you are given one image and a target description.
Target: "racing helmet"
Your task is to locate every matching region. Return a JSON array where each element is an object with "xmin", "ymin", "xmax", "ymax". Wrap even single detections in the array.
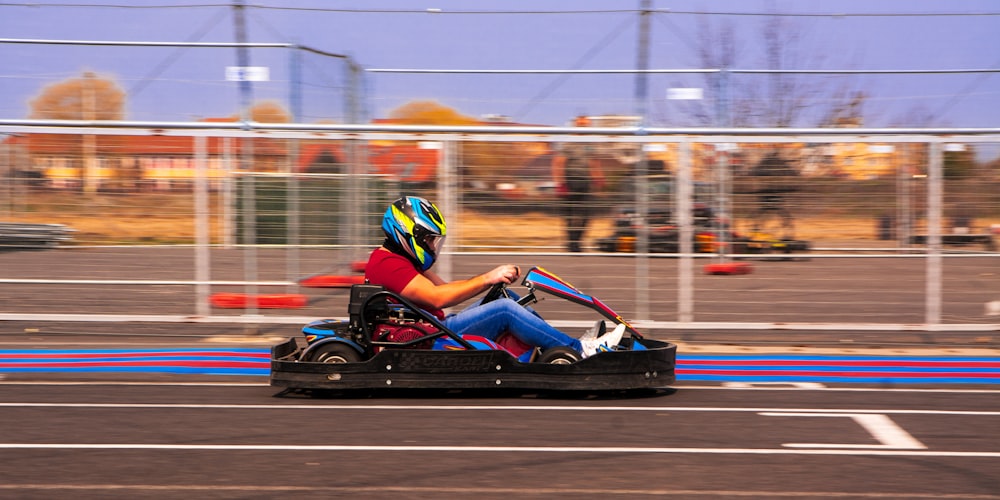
[{"xmin": 381, "ymin": 196, "xmax": 447, "ymax": 271}]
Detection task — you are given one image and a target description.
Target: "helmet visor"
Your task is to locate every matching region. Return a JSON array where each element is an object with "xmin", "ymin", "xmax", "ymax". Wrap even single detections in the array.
[
  {"xmin": 424, "ymin": 233, "xmax": 446, "ymax": 255},
  {"xmin": 413, "ymin": 224, "xmax": 446, "ymax": 257}
]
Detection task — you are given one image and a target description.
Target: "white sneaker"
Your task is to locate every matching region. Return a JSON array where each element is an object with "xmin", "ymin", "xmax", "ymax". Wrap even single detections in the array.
[
  {"xmin": 579, "ymin": 320, "xmax": 606, "ymax": 342},
  {"xmin": 599, "ymin": 323, "xmax": 625, "ymax": 349},
  {"xmin": 579, "ymin": 323, "xmax": 626, "ymax": 358}
]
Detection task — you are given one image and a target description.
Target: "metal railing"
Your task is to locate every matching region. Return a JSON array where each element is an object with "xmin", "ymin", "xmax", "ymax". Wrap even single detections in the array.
[{"xmin": 1, "ymin": 120, "xmax": 998, "ymax": 335}]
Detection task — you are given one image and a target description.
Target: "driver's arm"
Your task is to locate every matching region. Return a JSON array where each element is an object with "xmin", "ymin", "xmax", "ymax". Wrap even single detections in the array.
[{"xmin": 400, "ymin": 264, "xmax": 519, "ymax": 310}]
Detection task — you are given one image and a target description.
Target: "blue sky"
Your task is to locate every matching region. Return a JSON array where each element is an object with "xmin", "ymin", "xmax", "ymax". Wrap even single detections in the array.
[{"xmin": 1, "ymin": 0, "xmax": 998, "ymax": 133}]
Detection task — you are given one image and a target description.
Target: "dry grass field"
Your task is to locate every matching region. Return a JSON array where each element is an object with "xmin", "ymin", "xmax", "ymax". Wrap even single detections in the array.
[
  {"xmin": 4, "ymin": 192, "xmax": 215, "ymax": 244},
  {"xmin": 461, "ymin": 211, "xmax": 883, "ymax": 247},
  {"xmin": 3, "ymin": 191, "xmax": 903, "ymax": 246}
]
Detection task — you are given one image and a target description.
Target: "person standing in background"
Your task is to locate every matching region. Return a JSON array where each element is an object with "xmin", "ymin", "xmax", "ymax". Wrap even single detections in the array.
[{"xmin": 553, "ymin": 116, "xmax": 605, "ymax": 252}]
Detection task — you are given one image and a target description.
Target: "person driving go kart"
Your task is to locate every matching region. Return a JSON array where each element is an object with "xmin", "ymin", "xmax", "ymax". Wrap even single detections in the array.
[{"xmin": 365, "ymin": 195, "xmax": 624, "ymax": 358}]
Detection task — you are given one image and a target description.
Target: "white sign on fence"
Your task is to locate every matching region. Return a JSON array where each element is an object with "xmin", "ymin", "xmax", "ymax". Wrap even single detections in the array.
[
  {"xmin": 667, "ymin": 87, "xmax": 704, "ymax": 100},
  {"xmin": 225, "ymin": 66, "xmax": 270, "ymax": 82}
]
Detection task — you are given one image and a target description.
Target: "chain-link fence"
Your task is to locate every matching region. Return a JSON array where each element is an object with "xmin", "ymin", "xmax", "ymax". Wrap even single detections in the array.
[
  {"xmin": 5, "ymin": 7, "xmax": 998, "ymax": 128},
  {"xmin": 1, "ymin": 121, "xmax": 998, "ymax": 336},
  {"xmin": 0, "ymin": 38, "xmax": 364, "ymax": 123}
]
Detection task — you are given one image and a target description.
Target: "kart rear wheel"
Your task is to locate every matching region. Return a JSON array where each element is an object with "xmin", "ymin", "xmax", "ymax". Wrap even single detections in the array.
[
  {"xmin": 537, "ymin": 346, "xmax": 582, "ymax": 364},
  {"xmin": 308, "ymin": 343, "xmax": 362, "ymax": 364}
]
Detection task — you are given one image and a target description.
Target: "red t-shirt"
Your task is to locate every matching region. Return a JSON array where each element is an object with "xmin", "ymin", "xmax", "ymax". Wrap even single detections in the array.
[{"xmin": 365, "ymin": 247, "xmax": 445, "ymax": 319}]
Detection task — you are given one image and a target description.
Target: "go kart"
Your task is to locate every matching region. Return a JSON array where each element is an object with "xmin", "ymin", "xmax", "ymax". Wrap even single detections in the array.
[
  {"xmin": 745, "ymin": 231, "xmax": 811, "ymax": 256},
  {"xmin": 270, "ymin": 266, "xmax": 676, "ymax": 394},
  {"xmin": 741, "ymin": 188, "xmax": 811, "ymax": 258},
  {"xmin": 597, "ymin": 204, "xmax": 751, "ymax": 255}
]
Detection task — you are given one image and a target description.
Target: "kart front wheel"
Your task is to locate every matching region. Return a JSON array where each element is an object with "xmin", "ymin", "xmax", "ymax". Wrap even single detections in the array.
[
  {"xmin": 308, "ymin": 343, "xmax": 362, "ymax": 364},
  {"xmin": 537, "ymin": 346, "xmax": 582, "ymax": 364}
]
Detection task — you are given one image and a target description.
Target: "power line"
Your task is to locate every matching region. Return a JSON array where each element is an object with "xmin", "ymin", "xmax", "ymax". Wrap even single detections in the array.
[
  {"xmin": 513, "ymin": 15, "xmax": 636, "ymax": 120},
  {"xmin": 127, "ymin": 7, "xmax": 228, "ymax": 98},
  {"xmin": 2, "ymin": 3, "xmax": 999, "ymax": 17},
  {"xmin": 366, "ymin": 68, "xmax": 1000, "ymax": 75}
]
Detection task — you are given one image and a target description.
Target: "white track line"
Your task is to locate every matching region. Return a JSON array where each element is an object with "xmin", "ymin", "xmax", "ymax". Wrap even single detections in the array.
[
  {"xmin": 2, "ymin": 402, "xmax": 999, "ymax": 416},
  {"xmin": 0, "ymin": 484, "xmax": 995, "ymax": 498},
  {"xmin": 0, "ymin": 442, "xmax": 997, "ymax": 458}
]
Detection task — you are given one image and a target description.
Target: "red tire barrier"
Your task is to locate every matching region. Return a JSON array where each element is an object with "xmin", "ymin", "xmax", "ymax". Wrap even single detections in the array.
[
  {"xmin": 350, "ymin": 260, "xmax": 367, "ymax": 273},
  {"xmin": 210, "ymin": 293, "xmax": 308, "ymax": 309},
  {"xmin": 704, "ymin": 262, "xmax": 754, "ymax": 275},
  {"xmin": 298, "ymin": 275, "xmax": 367, "ymax": 288}
]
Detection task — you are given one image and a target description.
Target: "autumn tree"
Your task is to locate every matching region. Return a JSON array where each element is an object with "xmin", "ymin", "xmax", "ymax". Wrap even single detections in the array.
[
  {"xmin": 229, "ymin": 101, "xmax": 295, "ymax": 171},
  {"xmin": 27, "ymin": 72, "xmax": 127, "ymax": 155},
  {"xmin": 29, "ymin": 71, "xmax": 126, "ymax": 121},
  {"xmin": 233, "ymin": 100, "xmax": 292, "ymax": 123},
  {"xmin": 386, "ymin": 100, "xmax": 536, "ymax": 186},
  {"xmin": 389, "ymin": 100, "xmax": 478, "ymax": 125}
]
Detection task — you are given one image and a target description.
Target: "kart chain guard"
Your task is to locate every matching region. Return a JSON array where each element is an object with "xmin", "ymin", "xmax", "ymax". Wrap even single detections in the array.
[{"xmin": 373, "ymin": 321, "xmax": 437, "ymax": 351}]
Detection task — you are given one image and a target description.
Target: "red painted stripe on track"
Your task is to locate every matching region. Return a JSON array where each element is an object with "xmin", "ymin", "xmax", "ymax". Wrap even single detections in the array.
[
  {"xmin": 0, "ymin": 361, "xmax": 269, "ymax": 369},
  {"xmin": 676, "ymin": 368, "xmax": 1000, "ymax": 378},
  {"xmin": 681, "ymin": 359, "xmax": 1000, "ymax": 368},
  {"xmin": 3, "ymin": 352, "xmax": 270, "ymax": 359}
]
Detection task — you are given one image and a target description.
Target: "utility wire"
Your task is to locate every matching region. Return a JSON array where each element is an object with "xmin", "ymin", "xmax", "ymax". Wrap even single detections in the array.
[
  {"xmin": 1, "ymin": 3, "xmax": 999, "ymax": 17},
  {"xmin": 928, "ymin": 56, "xmax": 1000, "ymax": 120},
  {"xmin": 245, "ymin": 9, "xmax": 345, "ymax": 89},
  {"xmin": 127, "ymin": 7, "xmax": 228, "ymax": 98},
  {"xmin": 513, "ymin": 15, "xmax": 635, "ymax": 121}
]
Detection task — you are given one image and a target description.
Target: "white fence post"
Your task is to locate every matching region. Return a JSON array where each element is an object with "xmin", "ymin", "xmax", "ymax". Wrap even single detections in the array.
[
  {"xmin": 194, "ymin": 135, "xmax": 211, "ymax": 317},
  {"xmin": 677, "ymin": 140, "xmax": 694, "ymax": 324},
  {"xmin": 926, "ymin": 141, "xmax": 943, "ymax": 326}
]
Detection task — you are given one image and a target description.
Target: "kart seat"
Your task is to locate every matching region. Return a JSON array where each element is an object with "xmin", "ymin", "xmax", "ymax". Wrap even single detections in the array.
[{"xmin": 348, "ymin": 284, "xmax": 385, "ymax": 333}]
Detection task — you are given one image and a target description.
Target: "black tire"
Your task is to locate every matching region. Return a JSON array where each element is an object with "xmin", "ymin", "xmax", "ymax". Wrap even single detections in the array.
[
  {"xmin": 537, "ymin": 346, "xmax": 582, "ymax": 364},
  {"xmin": 308, "ymin": 343, "xmax": 362, "ymax": 364}
]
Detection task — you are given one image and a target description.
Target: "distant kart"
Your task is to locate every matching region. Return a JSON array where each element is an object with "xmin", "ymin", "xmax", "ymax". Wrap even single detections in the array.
[
  {"xmin": 597, "ymin": 204, "xmax": 751, "ymax": 255},
  {"xmin": 745, "ymin": 232, "xmax": 811, "ymax": 256},
  {"xmin": 741, "ymin": 187, "xmax": 811, "ymax": 258},
  {"xmin": 743, "ymin": 203, "xmax": 811, "ymax": 258},
  {"xmin": 270, "ymin": 266, "xmax": 676, "ymax": 395}
]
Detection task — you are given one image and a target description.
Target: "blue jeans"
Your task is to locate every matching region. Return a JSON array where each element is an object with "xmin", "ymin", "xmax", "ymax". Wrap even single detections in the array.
[{"xmin": 443, "ymin": 298, "xmax": 582, "ymax": 352}]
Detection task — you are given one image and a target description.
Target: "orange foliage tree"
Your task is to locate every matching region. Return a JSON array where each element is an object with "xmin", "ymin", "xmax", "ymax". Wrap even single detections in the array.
[
  {"xmin": 27, "ymin": 71, "xmax": 127, "ymax": 155},
  {"xmin": 387, "ymin": 100, "xmax": 536, "ymax": 185}
]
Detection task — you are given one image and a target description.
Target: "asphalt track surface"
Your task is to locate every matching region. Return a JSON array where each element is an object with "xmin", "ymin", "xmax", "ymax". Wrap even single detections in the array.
[
  {"xmin": 3, "ymin": 246, "xmax": 999, "ymax": 327},
  {"xmin": 1, "ymin": 249, "xmax": 998, "ymax": 498},
  {"xmin": 1, "ymin": 381, "xmax": 998, "ymax": 499}
]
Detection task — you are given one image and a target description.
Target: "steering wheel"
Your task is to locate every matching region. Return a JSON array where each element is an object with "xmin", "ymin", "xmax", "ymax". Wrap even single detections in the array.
[{"xmin": 481, "ymin": 281, "xmax": 511, "ymax": 304}]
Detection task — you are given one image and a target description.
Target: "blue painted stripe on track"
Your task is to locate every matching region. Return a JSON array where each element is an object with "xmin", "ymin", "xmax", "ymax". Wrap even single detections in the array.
[
  {"xmin": 0, "ymin": 348, "xmax": 271, "ymax": 376},
  {"xmin": 0, "ymin": 366, "xmax": 270, "ymax": 376},
  {"xmin": 678, "ymin": 354, "xmax": 1000, "ymax": 362},
  {"xmin": 2, "ymin": 357, "xmax": 265, "ymax": 362},
  {"xmin": 0, "ymin": 348, "xmax": 268, "ymax": 355},
  {"xmin": 1, "ymin": 348, "xmax": 997, "ymax": 383},
  {"xmin": 676, "ymin": 352, "xmax": 1000, "ymax": 383},
  {"xmin": 679, "ymin": 366, "xmax": 999, "ymax": 373},
  {"xmin": 677, "ymin": 375, "xmax": 1000, "ymax": 384}
]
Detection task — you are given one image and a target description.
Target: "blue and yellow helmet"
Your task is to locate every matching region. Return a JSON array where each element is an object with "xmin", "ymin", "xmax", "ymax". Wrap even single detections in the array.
[{"xmin": 381, "ymin": 196, "xmax": 447, "ymax": 271}]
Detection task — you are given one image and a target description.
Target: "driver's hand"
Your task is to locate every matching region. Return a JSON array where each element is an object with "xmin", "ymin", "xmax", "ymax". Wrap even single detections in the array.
[{"xmin": 484, "ymin": 264, "xmax": 520, "ymax": 285}]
